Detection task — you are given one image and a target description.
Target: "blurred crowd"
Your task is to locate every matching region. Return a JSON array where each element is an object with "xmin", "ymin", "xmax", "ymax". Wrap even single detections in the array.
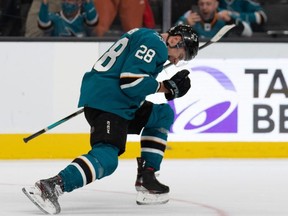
[
  {"xmin": 0, "ymin": 0, "xmax": 287, "ymax": 38},
  {"xmin": 0, "ymin": 0, "xmax": 156, "ymax": 37}
]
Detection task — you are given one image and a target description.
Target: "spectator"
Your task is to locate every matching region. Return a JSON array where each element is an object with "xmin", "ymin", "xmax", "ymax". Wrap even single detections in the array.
[
  {"xmin": 218, "ymin": 0, "xmax": 267, "ymax": 36},
  {"xmin": 38, "ymin": 0, "xmax": 98, "ymax": 37},
  {"xmin": 25, "ymin": 0, "xmax": 148, "ymax": 37},
  {"xmin": 25, "ymin": 0, "xmax": 61, "ymax": 37},
  {"xmin": 175, "ymin": 0, "xmax": 245, "ymax": 38},
  {"xmin": 93, "ymin": 0, "xmax": 146, "ymax": 36}
]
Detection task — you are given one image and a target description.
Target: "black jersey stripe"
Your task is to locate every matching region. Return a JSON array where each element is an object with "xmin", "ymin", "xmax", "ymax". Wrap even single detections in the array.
[
  {"xmin": 141, "ymin": 140, "xmax": 166, "ymax": 152},
  {"xmin": 120, "ymin": 77, "xmax": 140, "ymax": 85},
  {"xmin": 73, "ymin": 158, "xmax": 93, "ymax": 184}
]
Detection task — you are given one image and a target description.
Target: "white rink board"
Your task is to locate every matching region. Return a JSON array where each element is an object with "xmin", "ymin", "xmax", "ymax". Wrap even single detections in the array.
[{"xmin": 0, "ymin": 42, "xmax": 287, "ymax": 142}]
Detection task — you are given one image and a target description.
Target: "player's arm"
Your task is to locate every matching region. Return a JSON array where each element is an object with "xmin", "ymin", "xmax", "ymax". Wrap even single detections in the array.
[
  {"xmin": 157, "ymin": 82, "xmax": 170, "ymax": 93},
  {"xmin": 119, "ymin": 33, "xmax": 166, "ymax": 97},
  {"xmin": 120, "ymin": 62, "xmax": 191, "ymax": 102},
  {"xmin": 239, "ymin": 1, "xmax": 267, "ymax": 25},
  {"xmin": 83, "ymin": 0, "xmax": 99, "ymax": 26},
  {"xmin": 219, "ymin": 2, "xmax": 267, "ymax": 26},
  {"xmin": 120, "ymin": 35, "xmax": 191, "ymax": 100},
  {"xmin": 120, "ymin": 72, "xmax": 160, "ymax": 98},
  {"xmin": 175, "ymin": 10, "xmax": 201, "ymax": 27},
  {"xmin": 120, "ymin": 68, "xmax": 191, "ymax": 101},
  {"xmin": 38, "ymin": 0, "xmax": 53, "ymax": 30}
]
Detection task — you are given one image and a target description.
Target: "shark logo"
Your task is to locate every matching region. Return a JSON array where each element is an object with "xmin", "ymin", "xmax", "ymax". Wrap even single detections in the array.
[{"xmin": 169, "ymin": 66, "xmax": 238, "ymax": 134}]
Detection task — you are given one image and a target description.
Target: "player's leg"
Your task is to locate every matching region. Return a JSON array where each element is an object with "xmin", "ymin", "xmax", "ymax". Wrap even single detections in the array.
[
  {"xmin": 23, "ymin": 143, "xmax": 119, "ymax": 214},
  {"xmin": 118, "ymin": 0, "xmax": 145, "ymax": 32},
  {"xmin": 23, "ymin": 107, "xmax": 128, "ymax": 214},
  {"xmin": 57, "ymin": 107, "xmax": 128, "ymax": 192},
  {"xmin": 138, "ymin": 103, "xmax": 174, "ymax": 193},
  {"xmin": 140, "ymin": 103, "xmax": 174, "ymax": 171},
  {"xmin": 129, "ymin": 102, "xmax": 174, "ymax": 204}
]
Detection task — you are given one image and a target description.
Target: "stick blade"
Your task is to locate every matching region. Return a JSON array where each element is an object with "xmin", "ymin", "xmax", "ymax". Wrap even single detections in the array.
[{"xmin": 210, "ymin": 24, "xmax": 236, "ymax": 43}]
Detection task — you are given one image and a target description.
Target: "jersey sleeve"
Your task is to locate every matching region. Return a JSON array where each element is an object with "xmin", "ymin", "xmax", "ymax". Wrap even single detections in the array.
[
  {"xmin": 38, "ymin": 2, "xmax": 52, "ymax": 29},
  {"xmin": 219, "ymin": 0, "xmax": 267, "ymax": 25},
  {"xmin": 238, "ymin": 1, "xmax": 267, "ymax": 25},
  {"xmin": 83, "ymin": 1, "xmax": 99, "ymax": 26},
  {"xmin": 119, "ymin": 30, "xmax": 168, "ymax": 98}
]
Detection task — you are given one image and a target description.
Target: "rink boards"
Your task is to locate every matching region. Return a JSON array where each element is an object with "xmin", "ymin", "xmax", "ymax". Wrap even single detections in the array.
[{"xmin": 0, "ymin": 42, "xmax": 287, "ymax": 159}]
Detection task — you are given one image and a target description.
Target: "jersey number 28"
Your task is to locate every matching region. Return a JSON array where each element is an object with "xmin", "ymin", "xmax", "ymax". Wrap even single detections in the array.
[{"xmin": 93, "ymin": 38, "xmax": 155, "ymax": 72}]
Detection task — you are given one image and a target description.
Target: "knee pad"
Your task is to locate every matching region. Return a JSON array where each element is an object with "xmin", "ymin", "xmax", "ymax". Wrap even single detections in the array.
[
  {"xmin": 88, "ymin": 144, "xmax": 119, "ymax": 179},
  {"xmin": 146, "ymin": 103, "xmax": 174, "ymax": 131}
]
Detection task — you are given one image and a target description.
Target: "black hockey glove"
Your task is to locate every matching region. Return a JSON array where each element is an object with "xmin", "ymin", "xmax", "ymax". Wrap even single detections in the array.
[{"xmin": 163, "ymin": 69, "xmax": 191, "ymax": 101}]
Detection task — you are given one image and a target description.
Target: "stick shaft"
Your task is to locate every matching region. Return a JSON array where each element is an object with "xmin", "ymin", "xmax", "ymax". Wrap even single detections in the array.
[{"xmin": 23, "ymin": 108, "xmax": 84, "ymax": 143}]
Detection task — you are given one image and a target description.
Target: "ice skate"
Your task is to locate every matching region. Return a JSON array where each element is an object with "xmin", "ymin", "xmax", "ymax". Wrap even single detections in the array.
[
  {"xmin": 22, "ymin": 175, "xmax": 63, "ymax": 214},
  {"xmin": 135, "ymin": 157, "xmax": 169, "ymax": 205}
]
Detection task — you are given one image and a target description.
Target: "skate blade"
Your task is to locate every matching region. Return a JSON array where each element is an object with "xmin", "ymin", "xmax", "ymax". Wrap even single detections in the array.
[
  {"xmin": 136, "ymin": 191, "xmax": 169, "ymax": 205},
  {"xmin": 22, "ymin": 186, "xmax": 59, "ymax": 215}
]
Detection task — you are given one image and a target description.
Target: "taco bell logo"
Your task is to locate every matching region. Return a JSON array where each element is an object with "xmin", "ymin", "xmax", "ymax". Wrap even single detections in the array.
[{"xmin": 169, "ymin": 66, "xmax": 238, "ymax": 134}]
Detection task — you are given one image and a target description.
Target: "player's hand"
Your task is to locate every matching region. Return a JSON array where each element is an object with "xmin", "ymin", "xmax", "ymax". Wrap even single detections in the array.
[
  {"xmin": 186, "ymin": 11, "xmax": 201, "ymax": 26},
  {"xmin": 218, "ymin": 10, "xmax": 232, "ymax": 22},
  {"xmin": 163, "ymin": 69, "xmax": 191, "ymax": 101}
]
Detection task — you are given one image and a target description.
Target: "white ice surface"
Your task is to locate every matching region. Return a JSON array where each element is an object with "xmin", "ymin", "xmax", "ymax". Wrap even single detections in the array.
[{"xmin": 1, "ymin": 159, "xmax": 288, "ymax": 216}]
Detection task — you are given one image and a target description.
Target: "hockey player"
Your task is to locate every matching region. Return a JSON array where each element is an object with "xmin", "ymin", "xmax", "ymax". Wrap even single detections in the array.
[
  {"xmin": 38, "ymin": 0, "xmax": 98, "ymax": 37},
  {"xmin": 22, "ymin": 25, "xmax": 199, "ymax": 214}
]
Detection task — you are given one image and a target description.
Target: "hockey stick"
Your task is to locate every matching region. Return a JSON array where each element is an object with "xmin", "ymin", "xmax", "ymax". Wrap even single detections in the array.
[
  {"xmin": 198, "ymin": 23, "xmax": 236, "ymax": 49},
  {"xmin": 23, "ymin": 108, "xmax": 84, "ymax": 143},
  {"xmin": 163, "ymin": 24, "xmax": 236, "ymax": 69},
  {"xmin": 23, "ymin": 24, "xmax": 235, "ymax": 143}
]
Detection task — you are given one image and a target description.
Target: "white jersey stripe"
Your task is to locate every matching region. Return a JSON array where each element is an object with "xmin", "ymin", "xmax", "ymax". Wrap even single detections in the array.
[
  {"xmin": 79, "ymin": 156, "xmax": 97, "ymax": 182},
  {"xmin": 120, "ymin": 72, "xmax": 150, "ymax": 78},
  {"xmin": 121, "ymin": 78, "xmax": 144, "ymax": 89}
]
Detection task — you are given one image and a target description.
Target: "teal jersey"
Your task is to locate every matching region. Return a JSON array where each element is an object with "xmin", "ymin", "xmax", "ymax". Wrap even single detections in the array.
[
  {"xmin": 219, "ymin": 0, "xmax": 264, "ymax": 24},
  {"xmin": 193, "ymin": 21, "xmax": 226, "ymax": 38},
  {"xmin": 78, "ymin": 28, "xmax": 168, "ymax": 120},
  {"xmin": 38, "ymin": 2, "xmax": 98, "ymax": 37}
]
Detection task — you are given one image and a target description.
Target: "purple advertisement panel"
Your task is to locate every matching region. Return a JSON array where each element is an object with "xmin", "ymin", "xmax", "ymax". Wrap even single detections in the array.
[{"xmin": 169, "ymin": 66, "xmax": 238, "ymax": 134}]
